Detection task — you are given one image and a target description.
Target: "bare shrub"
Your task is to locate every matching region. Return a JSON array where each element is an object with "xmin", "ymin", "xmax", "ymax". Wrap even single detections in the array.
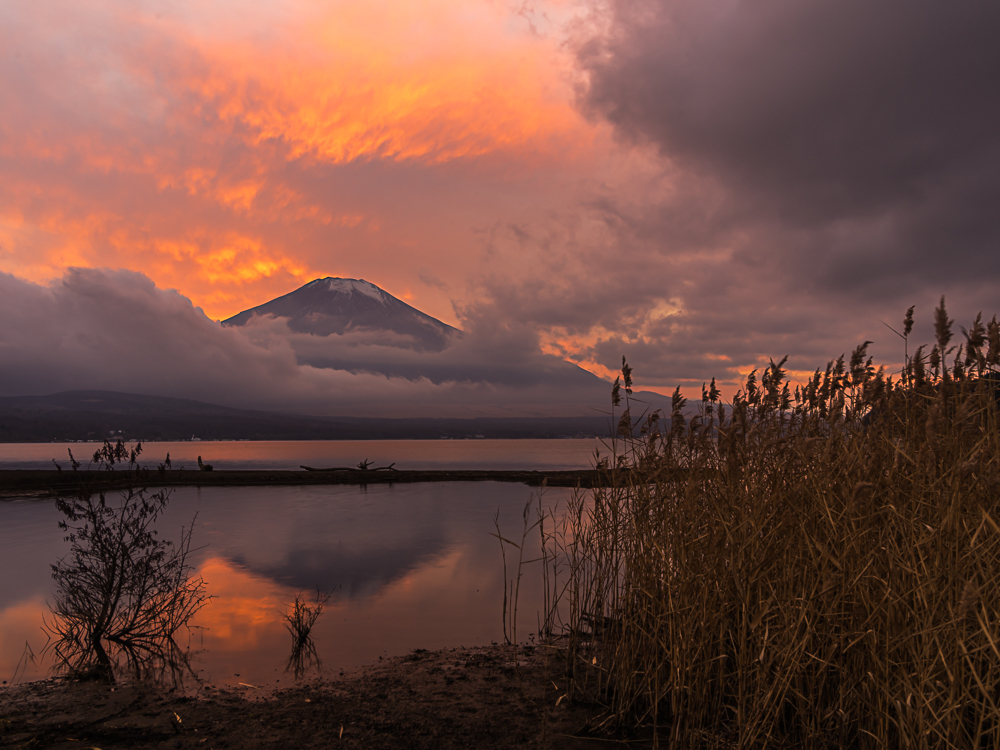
[{"xmin": 46, "ymin": 441, "xmax": 211, "ymax": 683}]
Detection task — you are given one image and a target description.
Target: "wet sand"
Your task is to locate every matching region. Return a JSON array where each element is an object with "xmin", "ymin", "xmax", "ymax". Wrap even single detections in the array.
[{"xmin": 0, "ymin": 642, "xmax": 627, "ymax": 749}]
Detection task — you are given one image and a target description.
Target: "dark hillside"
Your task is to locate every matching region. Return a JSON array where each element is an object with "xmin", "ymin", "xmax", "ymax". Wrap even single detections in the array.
[{"xmin": 0, "ymin": 391, "xmax": 614, "ymax": 442}]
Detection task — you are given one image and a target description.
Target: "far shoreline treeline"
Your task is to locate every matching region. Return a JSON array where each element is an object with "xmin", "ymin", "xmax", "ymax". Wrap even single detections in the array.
[{"xmin": 0, "ymin": 390, "xmax": 618, "ymax": 442}]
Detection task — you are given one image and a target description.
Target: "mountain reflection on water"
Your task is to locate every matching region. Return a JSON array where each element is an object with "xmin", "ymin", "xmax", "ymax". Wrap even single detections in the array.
[
  {"xmin": 0, "ymin": 482, "xmax": 577, "ymax": 686},
  {"xmin": 232, "ymin": 535, "xmax": 449, "ymax": 599},
  {"xmin": 211, "ymin": 485, "xmax": 451, "ymax": 599}
]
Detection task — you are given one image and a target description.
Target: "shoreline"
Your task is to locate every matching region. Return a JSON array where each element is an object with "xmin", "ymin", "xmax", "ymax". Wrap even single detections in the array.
[
  {"xmin": 0, "ymin": 641, "xmax": 617, "ymax": 749},
  {"xmin": 0, "ymin": 468, "xmax": 603, "ymax": 498}
]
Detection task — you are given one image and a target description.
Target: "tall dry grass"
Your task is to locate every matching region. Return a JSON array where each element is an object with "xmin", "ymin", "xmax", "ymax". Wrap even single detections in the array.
[{"xmin": 539, "ymin": 299, "xmax": 1000, "ymax": 748}]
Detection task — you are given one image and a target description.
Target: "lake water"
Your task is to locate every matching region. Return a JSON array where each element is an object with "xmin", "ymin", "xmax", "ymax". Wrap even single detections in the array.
[{"xmin": 0, "ymin": 440, "xmax": 600, "ymax": 687}]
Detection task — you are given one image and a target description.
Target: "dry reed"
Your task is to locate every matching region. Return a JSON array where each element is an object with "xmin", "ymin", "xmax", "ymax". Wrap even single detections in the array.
[
  {"xmin": 537, "ymin": 299, "xmax": 1000, "ymax": 748},
  {"xmin": 283, "ymin": 589, "xmax": 330, "ymax": 678}
]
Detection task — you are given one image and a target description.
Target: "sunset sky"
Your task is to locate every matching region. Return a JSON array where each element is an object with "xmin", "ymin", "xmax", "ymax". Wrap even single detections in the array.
[{"xmin": 2, "ymin": 0, "xmax": 999, "ymax": 412}]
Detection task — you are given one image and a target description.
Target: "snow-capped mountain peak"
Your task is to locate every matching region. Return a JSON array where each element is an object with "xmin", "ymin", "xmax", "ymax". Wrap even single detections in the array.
[
  {"xmin": 223, "ymin": 277, "xmax": 458, "ymax": 350},
  {"xmin": 307, "ymin": 277, "xmax": 387, "ymax": 303}
]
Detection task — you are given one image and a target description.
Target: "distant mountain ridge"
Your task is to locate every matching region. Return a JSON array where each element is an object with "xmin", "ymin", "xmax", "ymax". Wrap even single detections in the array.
[
  {"xmin": 222, "ymin": 277, "xmax": 459, "ymax": 351},
  {"xmin": 0, "ymin": 390, "xmax": 615, "ymax": 442}
]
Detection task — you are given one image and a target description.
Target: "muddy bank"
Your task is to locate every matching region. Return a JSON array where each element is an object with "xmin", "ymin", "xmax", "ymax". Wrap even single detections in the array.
[
  {"xmin": 0, "ymin": 643, "xmax": 625, "ymax": 750},
  {"xmin": 0, "ymin": 469, "xmax": 603, "ymax": 498}
]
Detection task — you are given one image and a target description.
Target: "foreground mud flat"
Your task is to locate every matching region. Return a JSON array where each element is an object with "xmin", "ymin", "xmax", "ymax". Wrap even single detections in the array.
[{"xmin": 0, "ymin": 643, "xmax": 621, "ymax": 750}]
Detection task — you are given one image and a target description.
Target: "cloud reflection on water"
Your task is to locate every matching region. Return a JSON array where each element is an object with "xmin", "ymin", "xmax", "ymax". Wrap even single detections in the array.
[{"xmin": 0, "ymin": 482, "xmax": 575, "ymax": 686}]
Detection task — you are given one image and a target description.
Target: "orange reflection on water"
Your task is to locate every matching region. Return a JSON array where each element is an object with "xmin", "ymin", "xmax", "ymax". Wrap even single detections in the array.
[
  {"xmin": 189, "ymin": 556, "xmax": 291, "ymax": 652},
  {"xmin": 0, "ymin": 596, "xmax": 49, "ymax": 683}
]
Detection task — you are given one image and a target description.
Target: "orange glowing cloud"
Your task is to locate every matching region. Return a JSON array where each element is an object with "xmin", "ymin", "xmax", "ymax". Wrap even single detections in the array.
[
  {"xmin": 167, "ymin": 0, "xmax": 590, "ymax": 168},
  {"xmin": 0, "ymin": 0, "xmax": 605, "ymax": 320}
]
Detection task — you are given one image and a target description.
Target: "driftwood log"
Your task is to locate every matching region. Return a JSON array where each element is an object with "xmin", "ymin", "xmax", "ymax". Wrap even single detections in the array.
[{"xmin": 300, "ymin": 461, "xmax": 397, "ymax": 472}]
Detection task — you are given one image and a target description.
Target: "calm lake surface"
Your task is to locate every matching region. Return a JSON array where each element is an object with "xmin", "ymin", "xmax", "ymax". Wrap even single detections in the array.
[{"xmin": 0, "ymin": 440, "xmax": 600, "ymax": 687}]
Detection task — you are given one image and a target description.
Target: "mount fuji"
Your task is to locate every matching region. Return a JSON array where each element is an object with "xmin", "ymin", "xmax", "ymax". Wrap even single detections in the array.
[{"xmin": 223, "ymin": 277, "xmax": 459, "ymax": 351}]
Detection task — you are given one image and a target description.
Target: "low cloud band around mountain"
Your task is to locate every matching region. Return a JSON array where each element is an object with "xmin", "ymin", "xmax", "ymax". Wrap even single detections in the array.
[{"xmin": 0, "ymin": 268, "xmax": 654, "ymax": 418}]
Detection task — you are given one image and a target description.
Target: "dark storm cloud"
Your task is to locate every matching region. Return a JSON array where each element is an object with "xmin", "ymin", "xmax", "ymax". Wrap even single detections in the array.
[
  {"xmin": 577, "ymin": 0, "xmax": 1000, "ymax": 291},
  {"xmin": 435, "ymin": 0, "xmax": 1000, "ymax": 394},
  {"xmin": 466, "ymin": 171, "xmax": 1000, "ymax": 395}
]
